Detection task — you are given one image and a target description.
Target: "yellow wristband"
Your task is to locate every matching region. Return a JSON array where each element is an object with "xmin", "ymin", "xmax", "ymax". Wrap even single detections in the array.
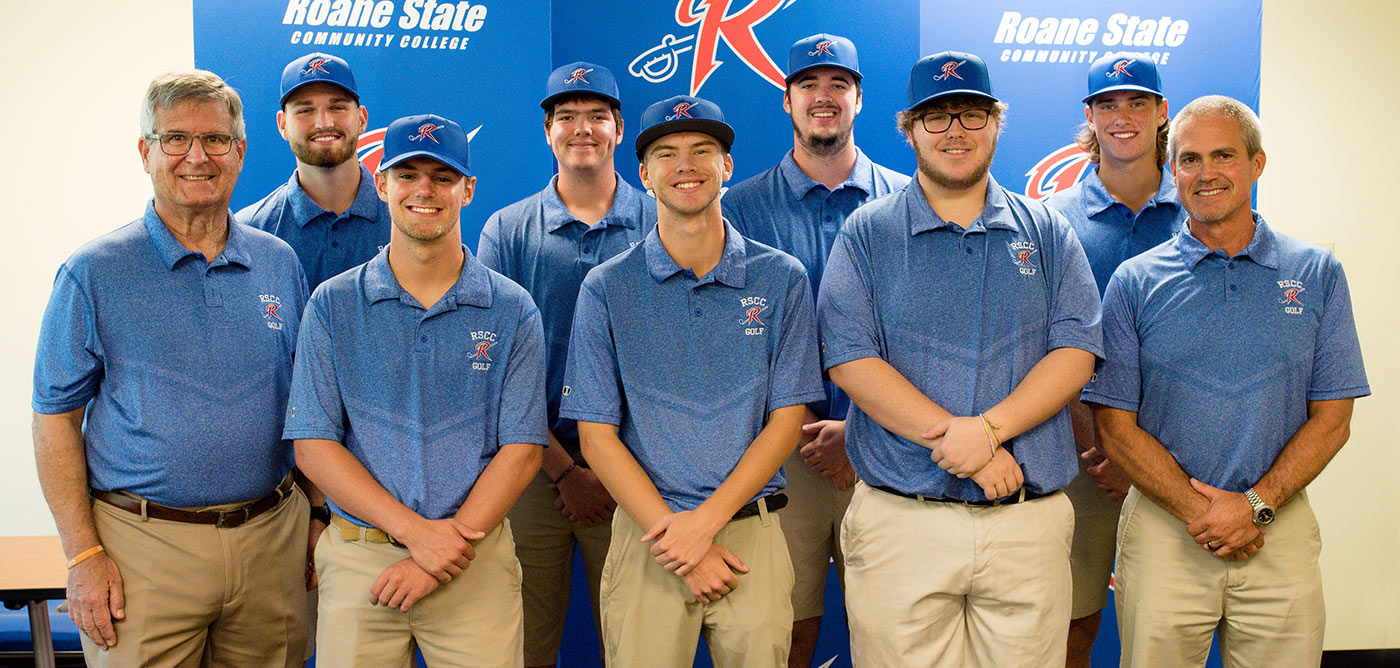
[{"xmin": 66, "ymin": 544, "xmax": 104, "ymax": 570}]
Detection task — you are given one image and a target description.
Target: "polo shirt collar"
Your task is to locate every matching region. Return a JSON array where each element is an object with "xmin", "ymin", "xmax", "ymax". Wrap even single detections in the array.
[
  {"xmin": 142, "ymin": 200, "xmax": 250, "ymax": 270},
  {"xmin": 289, "ymin": 163, "xmax": 383, "ymax": 228},
  {"xmin": 1174, "ymin": 212, "xmax": 1278, "ymax": 269},
  {"xmin": 363, "ymin": 245, "xmax": 494, "ymax": 309},
  {"xmin": 907, "ymin": 175, "xmax": 1019, "ymax": 235},
  {"xmin": 779, "ymin": 147, "xmax": 878, "ymax": 200},
  {"xmin": 543, "ymin": 173, "xmax": 643, "ymax": 233},
  {"xmin": 1081, "ymin": 165, "xmax": 1182, "ymax": 217},
  {"xmin": 644, "ymin": 220, "xmax": 747, "ymax": 288}
]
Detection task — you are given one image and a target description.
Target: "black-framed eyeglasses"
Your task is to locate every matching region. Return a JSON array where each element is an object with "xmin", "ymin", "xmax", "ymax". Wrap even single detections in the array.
[
  {"xmin": 918, "ymin": 109, "xmax": 991, "ymax": 133},
  {"xmin": 146, "ymin": 132, "xmax": 236, "ymax": 156}
]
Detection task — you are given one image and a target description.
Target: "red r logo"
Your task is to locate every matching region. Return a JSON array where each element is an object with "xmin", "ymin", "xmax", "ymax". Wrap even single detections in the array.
[
  {"xmin": 474, "ymin": 341, "xmax": 492, "ymax": 361},
  {"xmin": 744, "ymin": 306, "xmax": 763, "ymax": 325},
  {"xmin": 676, "ymin": 0, "xmax": 786, "ymax": 94}
]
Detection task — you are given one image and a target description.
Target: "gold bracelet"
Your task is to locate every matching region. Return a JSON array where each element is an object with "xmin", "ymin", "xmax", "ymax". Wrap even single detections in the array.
[
  {"xmin": 978, "ymin": 413, "xmax": 1002, "ymax": 457},
  {"xmin": 66, "ymin": 544, "xmax": 104, "ymax": 570}
]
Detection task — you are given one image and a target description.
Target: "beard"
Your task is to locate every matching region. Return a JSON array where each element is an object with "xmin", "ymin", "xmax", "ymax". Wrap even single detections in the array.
[
  {"xmin": 916, "ymin": 133, "xmax": 997, "ymax": 192},
  {"xmin": 290, "ymin": 131, "xmax": 358, "ymax": 168},
  {"xmin": 792, "ymin": 116, "xmax": 852, "ymax": 157}
]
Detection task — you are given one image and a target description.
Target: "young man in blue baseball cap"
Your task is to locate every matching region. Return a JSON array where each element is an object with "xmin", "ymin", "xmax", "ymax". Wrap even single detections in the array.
[
  {"xmin": 720, "ymin": 32, "xmax": 909, "ymax": 667},
  {"xmin": 818, "ymin": 51, "xmax": 1102, "ymax": 665},
  {"xmin": 561, "ymin": 95, "xmax": 823, "ymax": 666},
  {"xmin": 239, "ymin": 52, "xmax": 392, "ymax": 292},
  {"xmin": 287, "ymin": 114, "xmax": 547, "ymax": 667},
  {"xmin": 477, "ymin": 61, "xmax": 656, "ymax": 668},
  {"xmin": 1042, "ymin": 51, "xmax": 1185, "ymax": 668}
]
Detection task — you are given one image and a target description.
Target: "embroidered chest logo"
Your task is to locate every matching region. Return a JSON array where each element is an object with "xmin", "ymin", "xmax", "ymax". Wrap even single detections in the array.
[
  {"xmin": 740, "ymin": 295, "xmax": 768, "ymax": 336},
  {"xmin": 1008, "ymin": 241, "xmax": 1038, "ymax": 276},
  {"xmin": 1277, "ymin": 280, "xmax": 1305, "ymax": 315},
  {"xmin": 259, "ymin": 294, "xmax": 284, "ymax": 330},
  {"xmin": 470, "ymin": 330, "xmax": 498, "ymax": 370}
]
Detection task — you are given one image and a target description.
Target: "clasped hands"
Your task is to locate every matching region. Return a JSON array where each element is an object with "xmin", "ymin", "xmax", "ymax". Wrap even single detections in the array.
[
  {"xmin": 924, "ymin": 415, "xmax": 1024, "ymax": 500},
  {"xmin": 642, "ymin": 508, "xmax": 748, "ymax": 604},
  {"xmin": 1186, "ymin": 478, "xmax": 1266, "ymax": 561},
  {"xmin": 373, "ymin": 517, "xmax": 485, "ymax": 611}
]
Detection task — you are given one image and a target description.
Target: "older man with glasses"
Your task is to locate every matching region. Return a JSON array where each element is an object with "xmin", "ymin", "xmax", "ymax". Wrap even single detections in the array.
[{"xmin": 32, "ymin": 69, "xmax": 312, "ymax": 667}]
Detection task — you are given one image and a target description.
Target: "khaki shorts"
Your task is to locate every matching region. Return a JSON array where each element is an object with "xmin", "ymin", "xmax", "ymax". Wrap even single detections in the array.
[
  {"xmin": 1066, "ymin": 457, "xmax": 1120, "ymax": 618},
  {"xmin": 599, "ymin": 502, "xmax": 794, "ymax": 667},
  {"xmin": 777, "ymin": 449, "xmax": 853, "ymax": 621},
  {"xmin": 1115, "ymin": 488, "xmax": 1324, "ymax": 668},
  {"xmin": 314, "ymin": 519, "xmax": 524, "ymax": 668},
  {"xmin": 83, "ymin": 486, "xmax": 309, "ymax": 668},
  {"xmin": 508, "ymin": 472, "xmax": 611, "ymax": 665},
  {"xmin": 842, "ymin": 482, "xmax": 1073, "ymax": 668}
]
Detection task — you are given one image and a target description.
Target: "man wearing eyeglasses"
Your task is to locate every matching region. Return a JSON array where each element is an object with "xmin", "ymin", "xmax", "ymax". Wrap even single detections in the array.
[
  {"xmin": 818, "ymin": 52, "xmax": 1101, "ymax": 666},
  {"xmin": 33, "ymin": 70, "xmax": 311, "ymax": 667},
  {"xmin": 239, "ymin": 52, "xmax": 391, "ymax": 292}
]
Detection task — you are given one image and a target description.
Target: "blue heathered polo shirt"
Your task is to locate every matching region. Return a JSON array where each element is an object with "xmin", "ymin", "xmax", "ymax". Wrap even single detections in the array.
[
  {"xmin": 33, "ymin": 201, "xmax": 309, "ymax": 507},
  {"xmin": 477, "ymin": 174, "xmax": 656, "ymax": 447},
  {"xmin": 721, "ymin": 148, "xmax": 908, "ymax": 420},
  {"xmin": 1044, "ymin": 165, "xmax": 1186, "ymax": 295},
  {"xmin": 237, "ymin": 163, "xmax": 391, "ymax": 290},
  {"xmin": 560, "ymin": 222, "xmax": 826, "ymax": 512},
  {"xmin": 818, "ymin": 176, "xmax": 1103, "ymax": 501},
  {"xmin": 283, "ymin": 246, "xmax": 548, "ymax": 526},
  {"xmin": 1082, "ymin": 216, "xmax": 1369, "ymax": 492}
]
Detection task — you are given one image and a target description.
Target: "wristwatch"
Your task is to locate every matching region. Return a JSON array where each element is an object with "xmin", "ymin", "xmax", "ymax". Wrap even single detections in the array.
[
  {"xmin": 1244, "ymin": 488, "xmax": 1274, "ymax": 526},
  {"xmin": 310, "ymin": 505, "xmax": 332, "ymax": 524}
]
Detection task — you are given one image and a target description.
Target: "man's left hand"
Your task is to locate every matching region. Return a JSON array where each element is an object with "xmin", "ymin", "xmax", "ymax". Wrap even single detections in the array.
[
  {"xmin": 306, "ymin": 518, "xmax": 327, "ymax": 590},
  {"xmin": 925, "ymin": 416, "xmax": 995, "ymax": 477},
  {"xmin": 1186, "ymin": 478, "xmax": 1263, "ymax": 556},
  {"xmin": 370, "ymin": 558, "xmax": 440, "ymax": 612},
  {"xmin": 641, "ymin": 508, "xmax": 724, "ymax": 576},
  {"xmin": 799, "ymin": 419, "xmax": 849, "ymax": 478},
  {"xmin": 1083, "ymin": 447, "xmax": 1130, "ymax": 502}
]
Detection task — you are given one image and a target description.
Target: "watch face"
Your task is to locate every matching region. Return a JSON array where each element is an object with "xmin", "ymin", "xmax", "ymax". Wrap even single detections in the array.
[{"xmin": 1255, "ymin": 507, "xmax": 1275, "ymax": 525}]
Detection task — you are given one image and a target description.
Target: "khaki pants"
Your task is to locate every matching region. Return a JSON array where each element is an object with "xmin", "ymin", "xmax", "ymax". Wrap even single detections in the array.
[
  {"xmin": 842, "ymin": 482, "xmax": 1073, "ymax": 668},
  {"xmin": 599, "ymin": 504, "xmax": 794, "ymax": 667},
  {"xmin": 314, "ymin": 519, "xmax": 524, "ymax": 668},
  {"xmin": 84, "ymin": 486, "xmax": 309, "ymax": 668},
  {"xmin": 508, "ymin": 472, "xmax": 611, "ymax": 665},
  {"xmin": 1066, "ymin": 457, "xmax": 1121, "ymax": 618},
  {"xmin": 777, "ymin": 450, "xmax": 853, "ymax": 621},
  {"xmin": 1115, "ymin": 488, "xmax": 1324, "ymax": 668}
]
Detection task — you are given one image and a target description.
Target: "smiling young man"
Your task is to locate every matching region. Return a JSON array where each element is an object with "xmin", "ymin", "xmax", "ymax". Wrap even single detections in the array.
[
  {"xmin": 560, "ymin": 96, "xmax": 823, "ymax": 666},
  {"xmin": 817, "ymin": 52, "xmax": 1102, "ymax": 666},
  {"xmin": 239, "ymin": 52, "xmax": 391, "ymax": 291},
  {"xmin": 1083, "ymin": 96, "xmax": 1368, "ymax": 668},
  {"xmin": 476, "ymin": 61, "xmax": 655, "ymax": 668},
  {"xmin": 284, "ymin": 114, "xmax": 547, "ymax": 667},
  {"xmin": 1042, "ymin": 52, "xmax": 1186, "ymax": 667},
  {"xmin": 719, "ymin": 35, "xmax": 907, "ymax": 664},
  {"xmin": 33, "ymin": 70, "xmax": 311, "ymax": 667}
]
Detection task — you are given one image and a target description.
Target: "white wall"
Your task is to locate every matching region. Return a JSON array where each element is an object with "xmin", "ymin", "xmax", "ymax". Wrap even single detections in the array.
[{"xmin": 1, "ymin": 0, "xmax": 1394, "ymax": 650}]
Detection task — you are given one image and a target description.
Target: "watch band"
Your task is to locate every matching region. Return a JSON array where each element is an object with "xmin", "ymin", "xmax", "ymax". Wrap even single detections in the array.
[
  {"xmin": 1244, "ymin": 488, "xmax": 1274, "ymax": 525},
  {"xmin": 310, "ymin": 505, "xmax": 331, "ymax": 524}
]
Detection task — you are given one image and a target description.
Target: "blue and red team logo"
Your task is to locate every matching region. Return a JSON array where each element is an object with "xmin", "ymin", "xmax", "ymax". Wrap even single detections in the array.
[
  {"xmin": 1024, "ymin": 143, "xmax": 1093, "ymax": 200},
  {"xmin": 744, "ymin": 306, "xmax": 764, "ymax": 326},
  {"xmin": 667, "ymin": 102, "xmax": 693, "ymax": 120},
  {"xmin": 1108, "ymin": 58, "xmax": 1135, "ymax": 78},
  {"xmin": 740, "ymin": 296, "xmax": 767, "ymax": 334},
  {"xmin": 411, "ymin": 123, "xmax": 442, "ymax": 143},
  {"xmin": 473, "ymin": 341, "xmax": 493, "ymax": 361},
  {"xmin": 301, "ymin": 58, "xmax": 330, "ymax": 76},
  {"xmin": 358, "ymin": 125, "xmax": 483, "ymax": 172},
  {"xmin": 630, "ymin": 0, "xmax": 789, "ymax": 94},
  {"xmin": 809, "ymin": 40, "xmax": 835, "ymax": 57},
  {"xmin": 566, "ymin": 67, "xmax": 593, "ymax": 84},
  {"xmin": 260, "ymin": 294, "xmax": 284, "ymax": 330},
  {"xmin": 1008, "ymin": 241, "xmax": 1038, "ymax": 276},
  {"xmin": 934, "ymin": 60, "xmax": 966, "ymax": 81},
  {"xmin": 1277, "ymin": 280, "xmax": 1305, "ymax": 313}
]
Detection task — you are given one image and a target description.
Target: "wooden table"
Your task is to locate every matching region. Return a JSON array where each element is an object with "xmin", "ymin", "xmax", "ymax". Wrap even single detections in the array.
[{"xmin": 0, "ymin": 536, "xmax": 67, "ymax": 668}]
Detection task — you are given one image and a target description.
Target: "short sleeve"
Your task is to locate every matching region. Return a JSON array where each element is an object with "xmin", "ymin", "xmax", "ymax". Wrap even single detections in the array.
[
  {"xmin": 1080, "ymin": 272, "xmax": 1140, "ymax": 411},
  {"xmin": 1307, "ymin": 260, "xmax": 1369, "ymax": 400},
  {"xmin": 768, "ymin": 270, "xmax": 826, "ymax": 409},
  {"xmin": 32, "ymin": 265, "xmax": 104, "ymax": 414},
  {"xmin": 282, "ymin": 296, "xmax": 348, "ymax": 442},
  {"xmin": 1045, "ymin": 210, "xmax": 1104, "ymax": 357},
  {"xmin": 497, "ymin": 304, "xmax": 549, "ymax": 446},
  {"xmin": 816, "ymin": 228, "xmax": 882, "ymax": 369},
  {"xmin": 558, "ymin": 278, "xmax": 623, "ymax": 425}
]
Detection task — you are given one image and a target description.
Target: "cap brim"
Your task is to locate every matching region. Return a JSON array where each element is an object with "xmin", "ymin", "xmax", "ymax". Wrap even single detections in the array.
[
  {"xmin": 906, "ymin": 89, "xmax": 999, "ymax": 112},
  {"xmin": 377, "ymin": 150, "xmax": 471, "ymax": 177},
  {"xmin": 1083, "ymin": 84, "xmax": 1164, "ymax": 104},
  {"xmin": 785, "ymin": 63, "xmax": 862, "ymax": 84},
  {"xmin": 540, "ymin": 91, "xmax": 622, "ymax": 111},
  {"xmin": 280, "ymin": 80, "xmax": 359, "ymax": 106},
  {"xmin": 634, "ymin": 120, "xmax": 734, "ymax": 159}
]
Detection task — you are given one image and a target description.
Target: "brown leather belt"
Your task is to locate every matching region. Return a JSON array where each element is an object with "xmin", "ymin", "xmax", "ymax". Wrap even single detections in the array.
[{"xmin": 91, "ymin": 474, "xmax": 296, "ymax": 528}]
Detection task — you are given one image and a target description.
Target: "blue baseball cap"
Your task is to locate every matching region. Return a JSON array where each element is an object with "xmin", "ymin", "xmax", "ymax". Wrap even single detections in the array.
[
  {"xmin": 634, "ymin": 95, "xmax": 734, "ymax": 159},
  {"xmin": 906, "ymin": 51, "xmax": 998, "ymax": 111},
  {"xmin": 377, "ymin": 114, "xmax": 472, "ymax": 177},
  {"xmin": 541, "ymin": 61, "xmax": 621, "ymax": 111},
  {"xmin": 787, "ymin": 33, "xmax": 861, "ymax": 83},
  {"xmin": 280, "ymin": 52, "xmax": 358, "ymax": 106},
  {"xmin": 1083, "ymin": 52, "xmax": 1163, "ymax": 103}
]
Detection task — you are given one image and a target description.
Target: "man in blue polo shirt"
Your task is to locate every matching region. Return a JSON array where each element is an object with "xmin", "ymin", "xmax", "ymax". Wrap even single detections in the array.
[
  {"xmin": 477, "ymin": 61, "xmax": 655, "ymax": 668},
  {"xmin": 719, "ymin": 35, "xmax": 907, "ymax": 664},
  {"xmin": 818, "ymin": 52, "xmax": 1101, "ymax": 666},
  {"xmin": 1042, "ymin": 52, "xmax": 1185, "ymax": 666},
  {"xmin": 285, "ymin": 114, "xmax": 547, "ymax": 667},
  {"xmin": 239, "ymin": 52, "xmax": 391, "ymax": 290},
  {"xmin": 1083, "ymin": 95, "xmax": 1368, "ymax": 667},
  {"xmin": 33, "ymin": 70, "xmax": 311, "ymax": 667},
  {"xmin": 561, "ymin": 96, "xmax": 824, "ymax": 666}
]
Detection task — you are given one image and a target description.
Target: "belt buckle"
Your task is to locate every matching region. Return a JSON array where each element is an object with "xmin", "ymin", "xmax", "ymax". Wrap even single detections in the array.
[{"xmin": 216, "ymin": 507, "xmax": 250, "ymax": 528}]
